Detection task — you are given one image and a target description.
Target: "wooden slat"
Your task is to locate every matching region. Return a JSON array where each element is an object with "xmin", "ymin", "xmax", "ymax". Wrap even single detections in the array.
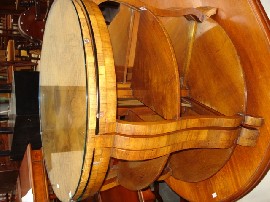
[{"xmin": 116, "ymin": 115, "xmax": 243, "ymax": 136}]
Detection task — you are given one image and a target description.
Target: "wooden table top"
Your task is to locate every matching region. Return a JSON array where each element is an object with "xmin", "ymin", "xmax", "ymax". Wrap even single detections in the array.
[{"xmin": 39, "ymin": 0, "xmax": 87, "ymax": 201}]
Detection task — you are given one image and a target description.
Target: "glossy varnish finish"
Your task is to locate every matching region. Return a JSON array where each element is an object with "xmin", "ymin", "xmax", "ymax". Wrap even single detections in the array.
[
  {"xmin": 167, "ymin": 17, "xmax": 246, "ymax": 183},
  {"xmin": 131, "ymin": 9, "xmax": 180, "ymax": 120},
  {"xmin": 39, "ymin": 0, "xmax": 269, "ymax": 201},
  {"xmin": 140, "ymin": 0, "xmax": 270, "ymax": 201}
]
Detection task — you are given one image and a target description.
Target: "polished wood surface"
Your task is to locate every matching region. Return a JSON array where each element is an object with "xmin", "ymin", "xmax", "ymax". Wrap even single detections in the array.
[
  {"xmin": 167, "ymin": 16, "xmax": 246, "ymax": 183},
  {"xmin": 39, "ymin": 0, "xmax": 269, "ymax": 201},
  {"xmin": 117, "ymin": 109, "xmax": 168, "ymax": 191},
  {"xmin": 131, "ymin": 8, "xmax": 180, "ymax": 120},
  {"xmin": 108, "ymin": 5, "xmax": 132, "ymax": 73},
  {"xmin": 140, "ymin": 0, "xmax": 270, "ymax": 201}
]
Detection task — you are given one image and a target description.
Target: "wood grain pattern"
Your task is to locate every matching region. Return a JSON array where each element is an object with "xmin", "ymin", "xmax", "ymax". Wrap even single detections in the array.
[
  {"xmin": 39, "ymin": 0, "xmax": 269, "ymax": 201},
  {"xmin": 18, "ymin": 145, "xmax": 49, "ymax": 201},
  {"xmin": 167, "ymin": 16, "xmax": 247, "ymax": 183},
  {"xmin": 108, "ymin": 5, "xmax": 132, "ymax": 71},
  {"xmin": 71, "ymin": 1, "xmax": 97, "ymax": 198},
  {"xmin": 74, "ymin": 0, "xmax": 116, "ymax": 199},
  {"xmin": 131, "ymin": 9, "xmax": 180, "ymax": 120},
  {"xmin": 6, "ymin": 40, "xmax": 15, "ymax": 62},
  {"xmin": 186, "ymin": 18, "xmax": 246, "ymax": 115},
  {"xmin": 141, "ymin": 0, "xmax": 270, "ymax": 201},
  {"xmin": 40, "ymin": 0, "xmax": 87, "ymax": 200},
  {"xmin": 71, "ymin": 124, "xmax": 243, "ymax": 161},
  {"xmin": 116, "ymin": 115, "xmax": 243, "ymax": 136},
  {"xmin": 117, "ymin": 110, "xmax": 168, "ymax": 191},
  {"xmin": 117, "ymin": 82, "xmax": 133, "ymax": 99},
  {"xmin": 118, "ymin": 156, "xmax": 168, "ymax": 190}
]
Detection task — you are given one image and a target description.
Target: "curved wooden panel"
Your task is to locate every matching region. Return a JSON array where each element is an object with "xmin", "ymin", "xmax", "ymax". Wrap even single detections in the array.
[
  {"xmin": 118, "ymin": 156, "xmax": 168, "ymax": 190},
  {"xmin": 144, "ymin": 0, "xmax": 270, "ymax": 201},
  {"xmin": 105, "ymin": 2, "xmax": 180, "ymax": 191},
  {"xmin": 132, "ymin": 9, "xmax": 180, "ymax": 120},
  {"xmin": 108, "ymin": 5, "xmax": 132, "ymax": 68},
  {"xmin": 117, "ymin": 109, "xmax": 169, "ymax": 191},
  {"xmin": 168, "ymin": 17, "xmax": 246, "ymax": 183},
  {"xmin": 186, "ymin": 18, "xmax": 246, "ymax": 115}
]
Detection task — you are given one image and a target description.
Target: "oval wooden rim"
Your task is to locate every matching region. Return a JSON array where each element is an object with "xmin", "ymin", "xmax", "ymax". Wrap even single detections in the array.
[
  {"xmin": 227, "ymin": 1, "xmax": 270, "ymax": 200},
  {"xmin": 71, "ymin": 0, "xmax": 98, "ymax": 199},
  {"xmin": 72, "ymin": 0, "xmax": 117, "ymax": 200}
]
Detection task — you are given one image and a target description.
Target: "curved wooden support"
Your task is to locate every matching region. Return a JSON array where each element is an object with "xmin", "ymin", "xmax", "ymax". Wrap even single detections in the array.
[
  {"xmin": 116, "ymin": 109, "xmax": 169, "ymax": 191},
  {"xmin": 111, "ymin": 129, "xmax": 240, "ymax": 160},
  {"xmin": 116, "ymin": 115, "xmax": 243, "ymax": 136},
  {"xmin": 88, "ymin": 114, "xmax": 262, "ymax": 161},
  {"xmin": 100, "ymin": 114, "xmax": 261, "ymax": 189},
  {"xmin": 118, "ymin": 156, "xmax": 168, "ymax": 190},
  {"xmin": 237, "ymin": 127, "xmax": 259, "ymax": 147},
  {"xmin": 242, "ymin": 114, "xmax": 264, "ymax": 127},
  {"xmin": 237, "ymin": 115, "xmax": 263, "ymax": 146}
]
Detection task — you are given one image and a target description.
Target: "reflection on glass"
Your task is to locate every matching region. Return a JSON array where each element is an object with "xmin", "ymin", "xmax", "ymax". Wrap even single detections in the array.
[{"xmin": 39, "ymin": 0, "xmax": 87, "ymax": 201}]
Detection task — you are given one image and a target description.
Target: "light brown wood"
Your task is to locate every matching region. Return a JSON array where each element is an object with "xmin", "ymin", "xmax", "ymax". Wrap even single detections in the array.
[
  {"xmin": 108, "ymin": 5, "xmax": 132, "ymax": 70},
  {"xmin": 99, "ymin": 111, "xmax": 246, "ymax": 190},
  {"xmin": 117, "ymin": 110, "xmax": 168, "ymax": 191},
  {"xmin": 39, "ymin": 0, "xmax": 269, "ymax": 201},
  {"xmin": 166, "ymin": 16, "xmax": 247, "ymax": 183},
  {"xmin": 118, "ymin": 156, "xmax": 168, "ymax": 190},
  {"xmin": 131, "ymin": 9, "xmax": 180, "ymax": 120},
  {"xmin": 116, "ymin": 115, "xmax": 243, "ymax": 136},
  {"xmin": 117, "ymin": 82, "xmax": 133, "ymax": 99},
  {"xmin": 186, "ymin": 18, "xmax": 246, "ymax": 115},
  {"xmin": 73, "ymin": 0, "xmax": 117, "ymax": 199},
  {"xmin": 119, "ymin": 7, "xmax": 140, "ymax": 83},
  {"xmin": 142, "ymin": 0, "xmax": 270, "ymax": 201},
  {"xmin": 71, "ymin": 123, "xmax": 245, "ymax": 161}
]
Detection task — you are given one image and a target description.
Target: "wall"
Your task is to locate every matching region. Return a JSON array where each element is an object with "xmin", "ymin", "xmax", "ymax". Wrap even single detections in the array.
[{"xmin": 239, "ymin": 1, "xmax": 269, "ymax": 201}]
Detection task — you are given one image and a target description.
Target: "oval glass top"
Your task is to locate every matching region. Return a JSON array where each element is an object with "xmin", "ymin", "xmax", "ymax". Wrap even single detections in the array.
[{"xmin": 39, "ymin": 0, "xmax": 87, "ymax": 201}]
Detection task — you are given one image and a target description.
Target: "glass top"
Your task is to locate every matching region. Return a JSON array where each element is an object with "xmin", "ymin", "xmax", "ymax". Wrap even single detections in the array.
[{"xmin": 39, "ymin": 0, "xmax": 87, "ymax": 201}]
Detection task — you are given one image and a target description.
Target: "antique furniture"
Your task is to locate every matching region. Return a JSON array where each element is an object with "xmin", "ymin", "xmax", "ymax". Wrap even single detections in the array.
[{"xmin": 39, "ymin": 0, "xmax": 269, "ymax": 201}]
